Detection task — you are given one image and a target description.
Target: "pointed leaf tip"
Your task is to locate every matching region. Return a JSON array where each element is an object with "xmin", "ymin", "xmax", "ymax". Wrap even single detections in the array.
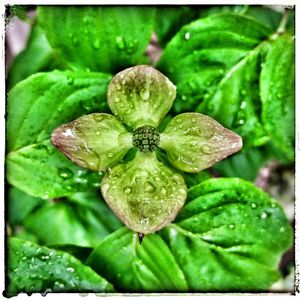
[{"xmin": 160, "ymin": 112, "xmax": 243, "ymax": 173}]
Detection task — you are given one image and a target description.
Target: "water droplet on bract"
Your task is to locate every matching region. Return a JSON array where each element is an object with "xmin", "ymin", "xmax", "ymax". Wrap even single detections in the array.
[
  {"xmin": 58, "ymin": 168, "xmax": 74, "ymax": 179},
  {"xmin": 116, "ymin": 84, "xmax": 122, "ymax": 91},
  {"xmin": 161, "ymin": 187, "xmax": 167, "ymax": 195},
  {"xmin": 184, "ymin": 32, "xmax": 191, "ymax": 40},
  {"xmin": 93, "ymin": 39, "xmax": 100, "ymax": 49},
  {"xmin": 124, "ymin": 187, "xmax": 132, "ymax": 194},
  {"xmin": 115, "ymin": 97, "xmax": 120, "ymax": 103},
  {"xmin": 140, "ymin": 88, "xmax": 150, "ymax": 101},
  {"xmin": 115, "ymin": 36, "xmax": 125, "ymax": 50},
  {"xmin": 140, "ymin": 217, "xmax": 149, "ymax": 226},
  {"xmin": 201, "ymin": 144, "xmax": 212, "ymax": 154},
  {"xmin": 144, "ymin": 181, "xmax": 155, "ymax": 193},
  {"xmin": 93, "ymin": 114, "xmax": 104, "ymax": 122},
  {"xmin": 107, "ymin": 152, "xmax": 114, "ymax": 158}
]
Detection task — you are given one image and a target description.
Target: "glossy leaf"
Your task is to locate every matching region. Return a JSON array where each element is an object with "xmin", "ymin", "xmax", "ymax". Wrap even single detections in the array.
[
  {"xmin": 101, "ymin": 152, "xmax": 187, "ymax": 234},
  {"xmin": 37, "ymin": 6, "xmax": 155, "ymax": 73},
  {"xmin": 154, "ymin": 6, "xmax": 200, "ymax": 47},
  {"xmin": 260, "ymin": 33, "xmax": 295, "ymax": 162},
  {"xmin": 6, "ymin": 140, "xmax": 102, "ymax": 199},
  {"xmin": 87, "ymin": 227, "xmax": 188, "ymax": 292},
  {"xmin": 199, "ymin": 5, "xmax": 282, "ymax": 31},
  {"xmin": 51, "ymin": 113, "xmax": 132, "ymax": 172},
  {"xmin": 160, "ymin": 113, "xmax": 242, "ymax": 173},
  {"xmin": 8, "ymin": 186, "xmax": 43, "ymax": 226},
  {"xmin": 7, "ymin": 70, "xmax": 111, "ymax": 152},
  {"xmin": 107, "ymin": 65, "xmax": 176, "ymax": 129},
  {"xmin": 157, "ymin": 13, "xmax": 271, "ymax": 147},
  {"xmin": 24, "ymin": 191, "xmax": 122, "ymax": 247},
  {"xmin": 87, "ymin": 178, "xmax": 292, "ymax": 292},
  {"xmin": 6, "ymin": 238, "xmax": 113, "ymax": 296},
  {"xmin": 7, "ymin": 24, "xmax": 65, "ymax": 89}
]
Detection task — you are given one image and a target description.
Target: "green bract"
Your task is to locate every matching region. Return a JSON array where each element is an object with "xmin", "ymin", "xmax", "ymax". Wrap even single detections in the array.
[{"xmin": 52, "ymin": 65, "xmax": 243, "ymax": 234}]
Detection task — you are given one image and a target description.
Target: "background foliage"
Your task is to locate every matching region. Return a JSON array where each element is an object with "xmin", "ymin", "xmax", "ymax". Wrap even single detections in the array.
[{"xmin": 5, "ymin": 5, "xmax": 294, "ymax": 296}]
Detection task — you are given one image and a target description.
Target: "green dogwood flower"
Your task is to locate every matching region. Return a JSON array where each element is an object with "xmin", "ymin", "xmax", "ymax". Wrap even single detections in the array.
[{"xmin": 51, "ymin": 65, "xmax": 242, "ymax": 236}]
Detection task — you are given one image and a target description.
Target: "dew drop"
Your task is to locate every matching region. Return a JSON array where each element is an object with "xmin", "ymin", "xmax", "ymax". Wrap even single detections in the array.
[
  {"xmin": 184, "ymin": 32, "xmax": 191, "ymax": 40},
  {"xmin": 251, "ymin": 203, "xmax": 257, "ymax": 209},
  {"xmin": 58, "ymin": 168, "xmax": 74, "ymax": 179},
  {"xmin": 93, "ymin": 114, "xmax": 104, "ymax": 122},
  {"xmin": 124, "ymin": 187, "xmax": 132, "ymax": 194},
  {"xmin": 238, "ymin": 119, "xmax": 245, "ymax": 125},
  {"xmin": 107, "ymin": 152, "xmax": 114, "ymax": 158},
  {"xmin": 140, "ymin": 88, "xmax": 150, "ymax": 101},
  {"xmin": 201, "ymin": 144, "xmax": 212, "ymax": 154},
  {"xmin": 67, "ymin": 267, "xmax": 75, "ymax": 273},
  {"xmin": 140, "ymin": 217, "xmax": 149, "ymax": 225},
  {"xmin": 115, "ymin": 97, "xmax": 120, "ymax": 103},
  {"xmin": 261, "ymin": 212, "xmax": 268, "ymax": 219},
  {"xmin": 228, "ymin": 224, "xmax": 235, "ymax": 229},
  {"xmin": 181, "ymin": 94, "xmax": 187, "ymax": 101},
  {"xmin": 144, "ymin": 181, "xmax": 155, "ymax": 193},
  {"xmin": 116, "ymin": 84, "xmax": 122, "ymax": 91},
  {"xmin": 240, "ymin": 101, "xmax": 247, "ymax": 109},
  {"xmin": 241, "ymin": 89, "xmax": 247, "ymax": 96},
  {"xmin": 115, "ymin": 36, "xmax": 125, "ymax": 50}
]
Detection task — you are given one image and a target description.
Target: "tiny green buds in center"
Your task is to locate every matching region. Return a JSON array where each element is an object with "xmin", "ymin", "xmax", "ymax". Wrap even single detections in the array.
[{"xmin": 132, "ymin": 125, "xmax": 160, "ymax": 152}]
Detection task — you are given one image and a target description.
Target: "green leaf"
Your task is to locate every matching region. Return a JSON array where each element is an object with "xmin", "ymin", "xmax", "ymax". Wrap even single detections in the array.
[
  {"xmin": 213, "ymin": 146, "xmax": 270, "ymax": 181},
  {"xmin": 8, "ymin": 186, "xmax": 43, "ymax": 226},
  {"xmin": 160, "ymin": 112, "xmax": 242, "ymax": 173},
  {"xmin": 101, "ymin": 152, "xmax": 187, "ymax": 234},
  {"xmin": 87, "ymin": 178, "xmax": 292, "ymax": 292},
  {"xmin": 260, "ymin": 33, "xmax": 295, "ymax": 162},
  {"xmin": 157, "ymin": 13, "xmax": 272, "ymax": 147},
  {"xmin": 6, "ymin": 70, "xmax": 111, "ymax": 198},
  {"xmin": 7, "ymin": 24, "xmax": 65, "ymax": 89},
  {"xmin": 87, "ymin": 227, "xmax": 188, "ymax": 292},
  {"xmin": 51, "ymin": 113, "xmax": 132, "ymax": 172},
  {"xmin": 24, "ymin": 190, "xmax": 122, "ymax": 247},
  {"xmin": 154, "ymin": 6, "xmax": 200, "ymax": 47},
  {"xmin": 199, "ymin": 5, "xmax": 282, "ymax": 31},
  {"xmin": 107, "ymin": 65, "xmax": 176, "ymax": 129},
  {"xmin": 6, "ymin": 238, "xmax": 113, "ymax": 296},
  {"xmin": 6, "ymin": 140, "xmax": 102, "ymax": 199},
  {"xmin": 7, "ymin": 70, "xmax": 111, "ymax": 152},
  {"xmin": 37, "ymin": 6, "xmax": 155, "ymax": 73}
]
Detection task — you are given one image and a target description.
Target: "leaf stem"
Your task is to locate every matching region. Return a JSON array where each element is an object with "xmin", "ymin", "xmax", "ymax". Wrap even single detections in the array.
[{"xmin": 276, "ymin": 8, "xmax": 290, "ymax": 35}]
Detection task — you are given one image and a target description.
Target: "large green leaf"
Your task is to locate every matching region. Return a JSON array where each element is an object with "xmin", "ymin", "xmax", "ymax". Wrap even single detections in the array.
[
  {"xmin": 260, "ymin": 33, "xmax": 295, "ymax": 162},
  {"xmin": 158, "ymin": 13, "xmax": 272, "ymax": 148},
  {"xmin": 7, "ymin": 23, "xmax": 65, "ymax": 89},
  {"xmin": 7, "ymin": 70, "xmax": 111, "ymax": 152},
  {"xmin": 6, "ymin": 139, "xmax": 102, "ymax": 199},
  {"xmin": 24, "ymin": 190, "xmax": 122, "ymax": 247},
  {"xmin": 6, "ymin": 238, "xmax": 113, "ymax": 296},
  {"xmin": 154, "ymin": 6, "xmax": 200, "ymax": 47},
  {"xmin": 37, "ymin": 6, "xmax": 155, "ymax": 73},
  {"xmin": 87, "ymin": 178, "xmax": 292, "ymax": 292},
  {"xmin": 6, "ymin": 70, "xmax": 111, "ymax": 198}
]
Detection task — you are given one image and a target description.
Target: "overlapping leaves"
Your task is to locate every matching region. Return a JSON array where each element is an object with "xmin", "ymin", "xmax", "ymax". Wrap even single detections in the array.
[{"xmin": 87, "ymin": 178, "xmax": 292, "ymax": 292}]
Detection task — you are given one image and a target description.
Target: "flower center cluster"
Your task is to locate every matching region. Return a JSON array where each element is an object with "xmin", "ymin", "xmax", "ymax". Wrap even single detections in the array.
[{"xmin": 132, "ymin": 125, "xmax": 160, "ymax": 152}]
